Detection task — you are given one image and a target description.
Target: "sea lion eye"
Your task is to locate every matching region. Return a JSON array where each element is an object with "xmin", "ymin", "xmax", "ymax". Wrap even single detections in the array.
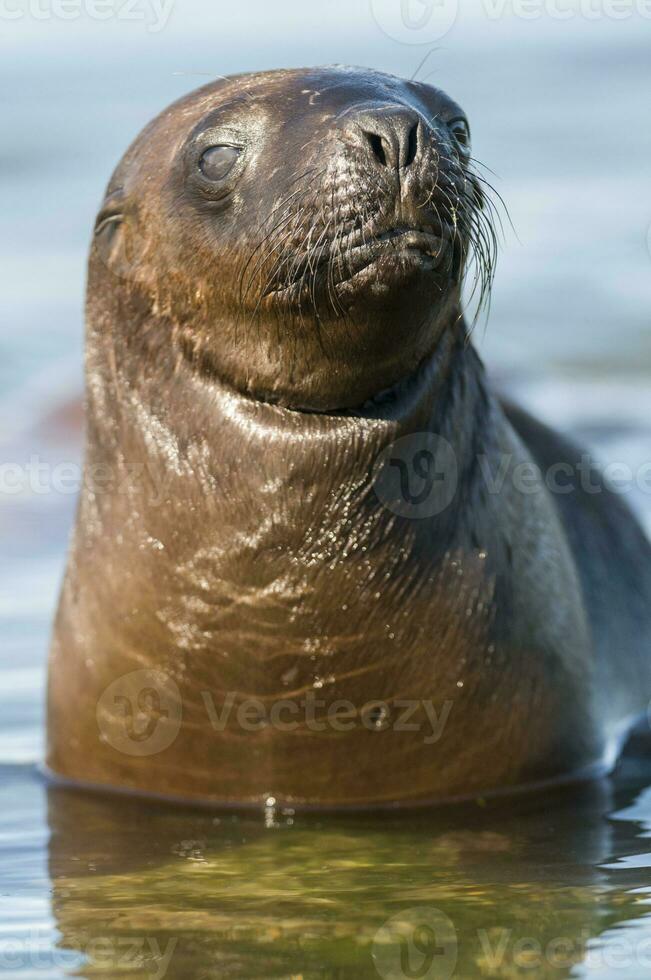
[
  {"xmin": 199, "ymin": 145, "xmax": 242, "ymax": 181},
  {"xmin": 449, "ymin": 119, "xmax": 471, "ymax": 152}
]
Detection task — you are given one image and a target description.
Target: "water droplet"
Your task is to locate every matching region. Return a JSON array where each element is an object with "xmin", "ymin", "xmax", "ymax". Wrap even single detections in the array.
[{"xmin": 281, "ymin": 666, "xmax": 298, "ymax": 686}]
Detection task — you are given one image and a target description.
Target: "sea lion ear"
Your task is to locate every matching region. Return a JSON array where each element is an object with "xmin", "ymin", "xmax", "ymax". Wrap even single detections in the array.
[
  {"xmin": 93, "ymin": 188, "xmax": 134, "ymax": 279},
  {"xmin": 94, "ymin": 187, "xmax": 126, "ymax": 239}
]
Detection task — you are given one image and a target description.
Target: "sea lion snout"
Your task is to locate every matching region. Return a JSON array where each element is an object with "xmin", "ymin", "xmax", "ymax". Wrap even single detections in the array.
[{"xmin": 339, "ymin": 103, "xmax": 423, "ymax": 172}]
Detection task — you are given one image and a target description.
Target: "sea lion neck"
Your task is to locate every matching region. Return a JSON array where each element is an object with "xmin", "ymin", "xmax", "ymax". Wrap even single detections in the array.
[
  {"xmin": 181, "ymin": 311, "xmax": 469, "ymax": 438},
  {"xmin": 123, "ymin": 322, "xmax": 490, "ymax": 528},
  {"xmin": 106, "ymin": 317, "xmax": 495, "ymax": 568},
  {"xmin": 88, "ymin": 304, "xmax": 492, "ymax": 557}
]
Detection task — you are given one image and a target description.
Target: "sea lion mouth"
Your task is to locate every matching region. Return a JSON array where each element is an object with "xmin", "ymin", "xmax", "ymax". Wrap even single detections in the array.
[
  {"xmin": 342, "ymin": 225, "xmax": 457, "ymax": 282},
  {"xmin": 261, "ymin": 223, "xmax": 456, "ymax": 300}
]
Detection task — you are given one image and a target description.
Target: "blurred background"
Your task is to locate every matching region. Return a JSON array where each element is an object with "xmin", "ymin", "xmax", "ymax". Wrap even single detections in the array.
[{"xmin": 1, "ymin": 3, "xmax": 650, "ymax": 974}]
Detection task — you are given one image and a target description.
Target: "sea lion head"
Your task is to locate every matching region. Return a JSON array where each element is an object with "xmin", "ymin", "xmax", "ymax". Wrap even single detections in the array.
[{"xmin": 92, "ymin": 66, "xmax": 495, "ymax": 411}]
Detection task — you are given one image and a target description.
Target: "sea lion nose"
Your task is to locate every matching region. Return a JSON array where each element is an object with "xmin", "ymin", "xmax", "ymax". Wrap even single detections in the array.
[{"xmin": 345, "ymin": 106, "xmax": 421, "ymax": 171}]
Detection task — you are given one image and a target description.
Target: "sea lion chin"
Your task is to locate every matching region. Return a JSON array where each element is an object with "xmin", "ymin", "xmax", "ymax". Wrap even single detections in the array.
[{"xmin": 46, "ymin": 66, "xmax": 651, "ymax": 809}]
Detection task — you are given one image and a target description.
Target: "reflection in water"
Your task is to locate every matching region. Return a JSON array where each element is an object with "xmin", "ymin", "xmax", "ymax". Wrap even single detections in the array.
[{"xmin": 33, "ymin": 756, "xmax": 651, "ymax": 979}]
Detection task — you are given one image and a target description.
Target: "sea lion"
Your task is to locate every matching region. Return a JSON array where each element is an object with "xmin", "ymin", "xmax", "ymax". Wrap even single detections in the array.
[{"xmin": 46, "ymin": 66, "xmax": 651, "ymax": 808}]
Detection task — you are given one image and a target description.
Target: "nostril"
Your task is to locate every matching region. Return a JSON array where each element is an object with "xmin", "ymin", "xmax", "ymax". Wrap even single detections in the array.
[
  {"xmin": 361, "ymin": 120, "xmax": 419, "ymax": 170},
  {"xmin": 405, "ymin": 122, "xmax": 419, "ymax": 168},
  {"xmin": 364, "ymin": 131, "xmax": 388, "ymax": 167}
]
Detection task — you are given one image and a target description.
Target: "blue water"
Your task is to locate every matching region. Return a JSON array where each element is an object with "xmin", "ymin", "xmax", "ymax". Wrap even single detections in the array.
[{"xmin": 2, "ymin": 5, "xmax": 651, "ymax": 977}]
